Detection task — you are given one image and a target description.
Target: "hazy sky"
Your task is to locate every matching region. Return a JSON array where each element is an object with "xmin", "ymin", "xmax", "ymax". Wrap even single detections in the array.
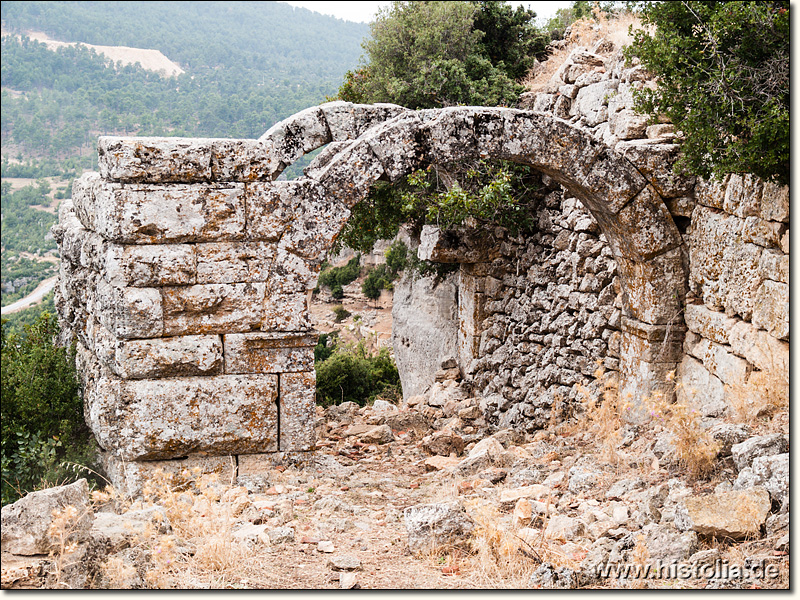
[{"xmin": 283, "ymin": 1, "xmax": 574, "ymax": 24}]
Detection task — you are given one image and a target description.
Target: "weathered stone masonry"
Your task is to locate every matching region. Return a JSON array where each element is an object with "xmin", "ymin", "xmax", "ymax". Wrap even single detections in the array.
[{"xmin": 55, "ymin": 71, "xmax": 788, "ymax": 489}]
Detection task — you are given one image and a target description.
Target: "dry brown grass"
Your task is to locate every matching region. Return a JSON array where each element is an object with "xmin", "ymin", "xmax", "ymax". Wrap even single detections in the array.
[
  {"xmin": 726, "ymin": 368, "xmax": 788, "ymax": 430},
  {"xmin": 645, "ymin": 383, "xmax": 720, "ymax": 480},
  {"xmin": 576, "ymin": 367, "xmax": 628, "ymax": 466}
]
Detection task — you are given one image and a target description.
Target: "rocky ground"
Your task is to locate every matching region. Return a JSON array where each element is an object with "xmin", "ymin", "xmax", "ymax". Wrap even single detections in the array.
[{"xmin": 1, "ymin": 367, "xmax": 789, "ymax": 589}]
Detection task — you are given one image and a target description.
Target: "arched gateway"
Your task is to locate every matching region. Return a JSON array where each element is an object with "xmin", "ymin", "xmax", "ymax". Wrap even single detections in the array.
[{"xmin": 55, "ymin": 102, "xmax": 687, "ymax": 489}]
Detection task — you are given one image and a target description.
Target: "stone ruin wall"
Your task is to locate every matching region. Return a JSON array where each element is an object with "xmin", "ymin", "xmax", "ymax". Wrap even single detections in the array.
[
  {"xmin": 392, "ymin": 45, "xmax": 789, "ymax": 431},
  {"xmin": 53, "ymin": 103, "xmax": 410, "ymax": 491},
  {"xmin": 53, "ymin": 48, "xmax": 789, "ymax": 490}
]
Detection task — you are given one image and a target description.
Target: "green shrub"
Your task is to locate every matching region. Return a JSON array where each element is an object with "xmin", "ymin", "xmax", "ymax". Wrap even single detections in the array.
[
  {"xmin": 318, "ymin": 255, "xmax": 362, "ymax": 292},
  {"xmin": 332, "ymin": 305, "xmax": 351, "ymax": 323},
  {"xmin": 315, "ymin": 341, "xmax": 400, "ymax": 407},
  {"xmin": 314, "ymin": 331, "xmax": 339, "ymax": 363},
  {"xmin": 1, "ymin": 312, "xmax": 101, "ymax": 505},
  {"xmin": 331, "ymin": 284, "xmax": 344, "ymax": 299}
]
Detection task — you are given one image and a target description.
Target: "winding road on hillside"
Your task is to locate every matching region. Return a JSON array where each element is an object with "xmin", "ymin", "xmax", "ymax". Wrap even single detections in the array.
[{"xmin": 1, "ymin": 276, "xmax": 57, "ymax": 315}]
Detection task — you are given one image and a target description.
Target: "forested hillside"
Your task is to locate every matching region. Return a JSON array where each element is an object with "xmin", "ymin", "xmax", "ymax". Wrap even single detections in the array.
[{"xmin": 0, "ymin": 1, "xmax": 368, "ymax": 307}]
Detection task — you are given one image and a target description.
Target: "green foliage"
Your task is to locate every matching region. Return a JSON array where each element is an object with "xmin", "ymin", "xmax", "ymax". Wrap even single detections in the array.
[
  {"xmin": 338, "ymin": 161, "xmax": 545, "ymax": 257},
  {"xmin": 332, "ymin": 305, "xmax": 351, "ymax": 323},
  {"xmin": 384, "ymin": 240, "xmax": 408, "ymax": 274},
  {"xmin": 361, "ymin": 267, "xmax": 386, "ymax": 302},
  {"xmin": 314, "ymin": 341, "xmax": 400, "ymax": 407},
  {"xmin": 338, "ymin": 1, "xmax": 549, "ymax": 109},
  {"xmin": 626, "ymin": 1, "xmax": 789, "ymax": 185},
  {"xmin": 1, "ymin": 312, "xmax": 99, "ymax": 505},
  {"xmin": 1, "ymin": 2, "xmax": 367, "ymax": 178},
  {"xmin": 314, "ymin": 331, "xmax": 339, "ymax": 363},
  {"xmin": 318, "ymin": 255, "xmax": 362, "ymax": 292}
]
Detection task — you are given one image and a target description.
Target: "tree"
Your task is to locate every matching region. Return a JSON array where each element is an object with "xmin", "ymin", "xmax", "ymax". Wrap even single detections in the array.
[
  {"xmin": 338, "ymin": 1, "xmax": 549, "ymax": 109},
  {"xmin": 626, "ymin": 1, "xmax": 789, "ymax": 185}
]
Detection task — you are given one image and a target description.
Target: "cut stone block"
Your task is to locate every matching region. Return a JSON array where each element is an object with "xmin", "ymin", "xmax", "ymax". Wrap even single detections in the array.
[
  {"xmin": 161, "ymin": 283, "xmax": 266, "ymax": 336},
  {"xmin": 100, "ymin": 331, "xmax": 224, "ymax": 380},
  {"xmin": 245, "ymin": 181, "xmax": 303, "ymax": 241},
  {"xmin": 280, "ymin": 371, "xmax": 316, "ymax": 451},
  {"xmin": 96, "ymin": 280, "xmax": 163, "ymax": 339},
  {"xmin": 195, "ymin": 242, "xmax": 276, "ymax": 284},
  {"xmin": 92, "ymin": 182, "xmax": 246, "ymax": 244},
  {"xmin": 105, "ymin": 243, "xmax": 197, "ymax": 287},
  {"xmin": 752, "ymin": 280, "xmax": 789, "ymax": 341},
  {"xmin": 683, "ymin": 303, "xmax": 739, "ymax": 345},
  {"xmin": 210, "ymin": 138, "xmax": 281, "ymax": 181},
  {"xmin": 223, "ymin": 332, "xmax": 317, "ymax": 374},
  {"xmin": 98, "ymin": 136, "xmax": 213, "ymax": 182},
  {"xmin": 103, "ymin": 453, "xmax": 235, "ymax": 497},
  {"xmin": 85, "ymin": 373, "xmax": 279, "ymax": 460}
]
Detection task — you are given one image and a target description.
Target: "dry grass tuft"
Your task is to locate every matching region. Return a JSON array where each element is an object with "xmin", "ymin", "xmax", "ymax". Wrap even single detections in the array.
[
  {"xmin": 576, "ymin": 366, "xmax": 628, "ymax": 465},
  {"xmin": 645, "ymin": 385, "xmax": 720, "ymax": 480},
  {"xmin": 726, "ymin": 368, "xmax": 788, "ymax": 429}
]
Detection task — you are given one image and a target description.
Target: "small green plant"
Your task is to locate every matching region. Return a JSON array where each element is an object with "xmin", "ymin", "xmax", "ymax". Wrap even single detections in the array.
[
  {"xmin": 332, "ymin": 305, "xmax": 351, "ymax": 323},
  {"xmin": 318, "ymin": 255, "xmax": 361, "ymax": 295}
]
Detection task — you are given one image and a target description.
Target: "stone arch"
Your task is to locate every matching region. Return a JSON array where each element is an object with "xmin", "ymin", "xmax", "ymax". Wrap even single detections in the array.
[{"xmin": 279, "ymin": 104, "xmax": 688, "ymax": 409}]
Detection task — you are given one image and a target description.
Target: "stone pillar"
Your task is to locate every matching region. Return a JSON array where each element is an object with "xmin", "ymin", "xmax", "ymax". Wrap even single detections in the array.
[{"xmin": 54, "ymin": 138, "xmax": 322, "ymax": 493}]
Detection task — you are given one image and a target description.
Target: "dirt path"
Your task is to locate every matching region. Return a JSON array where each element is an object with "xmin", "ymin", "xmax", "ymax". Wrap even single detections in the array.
[{"xmin": 1, "ymin": 276, "xmax": 57, "ymax": 315}]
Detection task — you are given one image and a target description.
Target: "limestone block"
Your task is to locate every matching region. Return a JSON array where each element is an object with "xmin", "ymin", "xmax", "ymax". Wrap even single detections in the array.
[
  {"xmin": 261, "ymin": 291, "xmax": 311, "ymax": 332},
  {"xmin": 728, "ymin": 320, "xmax": 789, "ymax": 381},
  {"xmin": 103, "ymin": 454, "xmax": 234, "ymax": 497},
  {"xmin": 259, "ymin": 105, "xmax": 331, "ymax": 169},
  {"xmin": 532, "ymin": 93, "xmax": 556, "ymax": 113},
  {"xmin": 683, "ymin": 303, "xmax": 739, "ymax": 345},
  {"xmin": 751, "ymin": 280, "xmax": 789, "ymax": 341},
  {"xmin": 675, "ymin": 356, "xmax": 727, "ymax": 418},
  {"xmin": 269, "ymin": 247, "xmax": 319, "ymax": 292},
  {"xmin": 741, "ymin": 216, "xmax": 785, "ymax": 248},
  {"xmin": 320, "ymin": 101, "xmax": 409, "ymax": 141},
  {"xmin": 105, "ymin": 243, "xmax": 196, "ymax": 287},
  {"xmin": 223, "ymin": 332, "xmax": 317, "ymax": 374},
  {"xmin": 620, "ymin": 318, "xmax": 684, "ymax": 363},
  {"xmin": 98, "ymin": 136, "xmax": 213, "ymax": 182},
  {"xmin": 403, "ymin": 502, "xmax": 475, "ymax": 555},
  {"xmin": 571, "ymin": 80, "xmax": 617, "ymax": 126},
  {"xmin": 92, "ymin": 182, "xmax": 246, "ymax": 244},
  {"xmin": 195, "ymin": 242, "xmax": 275, "ymax": 284},
  {"xmin": 689, "ymin": 206, "xmax": 763, "ymax": 319},
  {"xmin": 71, "ymin": 172, "xmax": 102, "ymax": 230},
  {"xmin": 615, "ymin": 247, "xmax": 686, "ymax": 326},
  {"xmin": 760, "ymin": 180, "xmax": 789, "ymax": 223},
  {"xmin": 423, "ymin": 107, "xmax": 480, "ymax": 163},
  {"xmin": 302, "ymin": 141, "xmax": 353, "ymax": 178},
  {"xmin": 210, "ymin": 138, "xmax": 281, "ymax": 181},
  {"xmin": 108, "ymin": 334, "xmax": 223, "ymax": 380},
  {"xmin": 161, "ymin": 282, "xmax": 266, "ymax": 336},
  {"xmin": 246, "ymin": 181, "xmax": 302, "ymax": 242},
  {"xmin": 758, "ymin": 249, "xmax": 789, "ymax": 284},
  {"xmin": 392, "ymin": 270, "xmax": 459, "ymax": 400},
  {"xmin": 612, "ymin": 185, "xmax": 681, "ymax": 261},
  {"xmin": 646, "ymin": 124, "xmax": 675, "ymax": 139},
  {"xmin": 615, "ymin": 140, "xmax": 695, "ymax": 198},
  {"xmin": 280, "ymin": 371, "xmax": 316, "ymax": 451},
  {"xmin": 577, "ymin": 151, "xmax": 648, "ymax": 214},
  {"xmin": 674, "ymin": 488, "xmax": 771, "ymax": 540},
  {"xmin": 723, "ymin": 173, "xmax": 762, "ymax": 218},
  {"xmin": 361, "ymin": 111, "xmax": 424, "ymax": 181},
  {"xmin": 503, "ymin": 112, "xmax": 602, "ymax": 185},
  {"xmin": 684, "ymin": 336, "xmax": 750, "ymax": 387},
  {"xmin": 279, "ymin": 186, "xmax": 352, "ymax": 258},
  {"xmin": 86, "ymin": 373, "xmax": 279, "ymax": 460},
  {"xmin": 96, "ymin": 280, "xmax": 163, "ymax": 339},
  {"xmin": 0, "ymin": 479, "xmax": 92, "ymax": 556},
  {"xmin": 610, "ymin": 110, "xmax": 648, "ymax": 139},
  {"xmin": 694, "ymin": 175, "xmax": 728, "ymax": 210},
  {"xmin": 310, "ymin": 142, "xmax": 384, "ymax": 209}
]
